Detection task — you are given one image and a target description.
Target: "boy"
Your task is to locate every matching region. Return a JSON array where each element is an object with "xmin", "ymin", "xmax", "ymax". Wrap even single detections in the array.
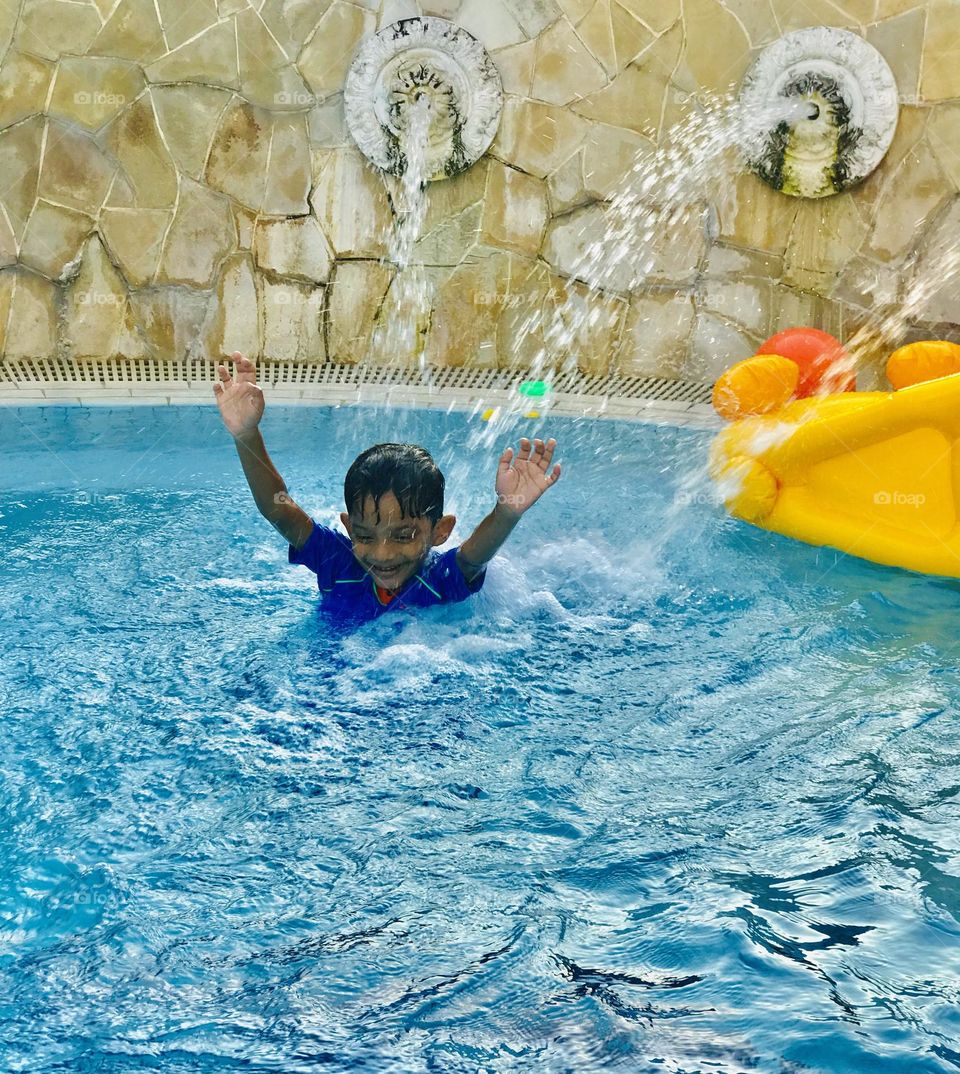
[{"xmin": 214, "ymin": 352, "xmax": 561, "ymax": 621}]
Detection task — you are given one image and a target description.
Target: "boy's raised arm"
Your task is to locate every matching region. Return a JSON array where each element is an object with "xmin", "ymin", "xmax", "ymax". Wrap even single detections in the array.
[
  {"xmin": 214, "ymin": 352, "xmax": 314, "ymax": 550},
  {"xmin": 457, "ymin": 437, "xmax": 561, "ymax": 581}
]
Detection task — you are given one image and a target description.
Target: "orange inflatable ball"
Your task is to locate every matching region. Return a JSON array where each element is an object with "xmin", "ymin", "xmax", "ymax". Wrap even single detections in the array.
[
  {"xmin": 712, "ymin": 353, "xmax": 800, "ymax": 422},
  {"xmin": 886, "ymin": 340, "xmax": 960, "ymax": 390},
  {"xmin": 758, "ymin": 328, "xmax": 853, "ymax": 396}
]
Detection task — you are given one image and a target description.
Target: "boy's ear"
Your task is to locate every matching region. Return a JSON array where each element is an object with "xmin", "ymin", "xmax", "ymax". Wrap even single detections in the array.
[
  {"xmin": 430, "ymin": 513, "xmax": 456, "ymax": 545},
  {"xmin": 340, "ymin": 511, "xmax": 352, "ymax": 535}
]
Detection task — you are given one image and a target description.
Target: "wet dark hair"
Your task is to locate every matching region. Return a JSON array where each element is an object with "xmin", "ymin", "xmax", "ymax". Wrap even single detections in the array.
[{"xmin": 344, "ymin": 443, "xmax": 445, "ymax": 525}]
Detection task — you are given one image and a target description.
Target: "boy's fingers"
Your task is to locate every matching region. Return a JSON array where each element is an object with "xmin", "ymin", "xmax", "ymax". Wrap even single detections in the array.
[
  {"xmin": 516, "ymin": 437, "xmax": 532, "ymax": 461},
  {"xmin": 540, "ymin": 440, "xmax": 557, "ymax": 471}
]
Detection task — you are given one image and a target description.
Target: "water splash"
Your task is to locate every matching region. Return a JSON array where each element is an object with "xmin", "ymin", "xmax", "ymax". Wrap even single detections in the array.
[
  {"xmin": 368, "ymin": 95, "xmax": 434, "ymax": 376},
  {"xmin": 471, "ymin": 93, "xmax": 809, "ymax": 450}
]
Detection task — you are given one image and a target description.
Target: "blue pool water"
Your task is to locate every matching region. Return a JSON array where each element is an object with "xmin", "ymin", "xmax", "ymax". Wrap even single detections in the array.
[{"xmin": 2, "ymin": 403, "xmax": 960, "ymax": 1073}]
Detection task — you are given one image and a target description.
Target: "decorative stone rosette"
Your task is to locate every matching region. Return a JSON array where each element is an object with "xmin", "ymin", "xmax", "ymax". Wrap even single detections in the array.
[
  {"xmin": 739, "ymin": 27, "xmax": 900, "ymax": 199},
  {"xmin": 344, "ymin": 17, "xmax": 503, "ymax": 181}
]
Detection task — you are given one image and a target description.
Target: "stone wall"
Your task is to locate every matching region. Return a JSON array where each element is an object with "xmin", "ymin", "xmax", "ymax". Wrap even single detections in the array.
[{"xmin": 0, "ymin": 0, "xmax": 955, "ymax": 386}]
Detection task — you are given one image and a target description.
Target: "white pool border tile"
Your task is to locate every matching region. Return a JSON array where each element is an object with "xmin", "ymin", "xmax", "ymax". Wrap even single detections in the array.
[{"xmin": 0, "ymin": 382, "xmax": 721, "ymax": 430}]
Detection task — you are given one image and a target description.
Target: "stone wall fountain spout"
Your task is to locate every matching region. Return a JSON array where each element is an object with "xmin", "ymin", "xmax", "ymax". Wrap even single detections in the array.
[
  {"xmin": 344, "ymin": 17, "xmax": 503, "ymax": 181},
  {"xmin": 739, "ymin": 27, "xmax": 900, "ymax": 198}
]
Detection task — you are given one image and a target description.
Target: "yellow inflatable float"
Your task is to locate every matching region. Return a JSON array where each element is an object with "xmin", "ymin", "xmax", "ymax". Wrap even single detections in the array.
[{"xmin": 709, "ymin": 336, "xmax": 960, "ymax": 577}]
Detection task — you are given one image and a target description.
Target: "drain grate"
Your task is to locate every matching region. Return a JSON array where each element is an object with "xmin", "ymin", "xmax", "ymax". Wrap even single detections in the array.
[{"xmin": 0, "ymin": 357, "xmax": 714, "ymax": 406}]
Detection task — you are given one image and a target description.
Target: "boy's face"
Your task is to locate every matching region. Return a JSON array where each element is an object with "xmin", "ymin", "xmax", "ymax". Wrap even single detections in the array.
[{"xmin": 340, "ymin": 491, "xmax": 455, "ymax": 592}]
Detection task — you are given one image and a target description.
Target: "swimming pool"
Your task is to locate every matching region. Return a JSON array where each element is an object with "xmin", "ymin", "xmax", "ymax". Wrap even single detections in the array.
[{"xmin": 2, "ymin": 403, "xmax": 960, "ymax": 1073}]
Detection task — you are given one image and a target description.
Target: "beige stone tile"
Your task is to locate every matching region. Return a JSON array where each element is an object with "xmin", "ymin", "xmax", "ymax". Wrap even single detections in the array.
[
  {"xmin": 555, "ymin": 0, "xmax": 592, "ymax": 21},
  {"xmin": 310, "ymin": 146, "xmax": 392, "ymax": 257},
  {"xmin": 552, "ymin": 276, "xmax": 626, "ymax": 375},
  {"xmin": 615, "ymin": 0, "xmax": 679, "ymax": 33},
  {"xmin": 677, "ymin": 0, "xmax": 752, "ymax": 94},
  {"xmin": 0, "ymin": 207, "xmax": 17, "ymax": 273},
  {"xmin": 610, "ymin": 2, "xmax": 655, "ymax": 70},
  {"xmin": 928, "ymin": 103, "xmax": 960, "ymax": 189},
  {"xmin": 456, "ymin": 0, "xmax": 526, "ymax": 48},
  {"xmin": 20, "ymin": 200, "xmax": 93, "ymax": 279},
  {"xmin": 617, "ymin": 290, "xmax": 695, "ymax": 376},
  {"xmin": 773, "ymin": 285, "xmax": 844, "ymax": 339},
  {"xmin": 0, "ymin": 3, "xmax": 17, "ymax": 59},
  {"xmin": 495, "ymin": 256, "xmax": 559, "ymax": 371},
  {"xmin": 368, "ymin": 264, "xmax": 444, "ymax": 366},
  {"xmin": 237, "ymin": 7, "xmax": 314, "ymax": 110},
  {"xmin": 155, "ymin": 177, "xmax": 236, "ymax": 287},
  {"xmin": 903, "ymin": 194, "xmax": 960, "ymax": 318},
  {"xmin": 37, "ymin": 120, "xmax": 116, "ymax": 217},
  {"xmin": 576, "ymin": 0, "xmax": 617, "ymax": 78},
  {"xmin": 90, "ymin": 0, "xmax": 167, "ymax": 63},
  {"xmin": 415, "ymin": 162, "xmax": 487, "ymax": 263},
  {"xmin": 701, "ymin": 276, "xmax": 772, "ymax": 336},
  {"xmin": 15, "ymin": 0, "xmax": 101, "ymax": 60},
  {"xmin": 504, "ymin": 0, "xmax": 563, "ymax": 36},
  {"xmin": 128, "ymin": 287, "xmax": 209, "ymax": 359},
  {"xmin": 157, "ymin": 0, "xmax": 220, "ymax": 49},
  {"xmin": 716, "ymin": 0, "xmax": 779, "ymax": 47},
  {"xmin": 424, "ymin": 252, "xmax": 511, "ymax": 366},
  {"xmin": 64, "ymin": 237, "xmax": 128, "ymax": 359},
  {"xmin": 543, "ymin": 203, "xmax": 636, "ymax": 292},
  {"xmin": 100, "ymin": 208, "xmax": 172, "ymax": 287},
  {"xmin": 717, "ymin": 169, "xmax": 801, "ymax": 256},
  {"xmin": 261, "ymin": 280, "xmax": 326, "ymax": 361},
  {"xmin": 299, "ymin": 2, "xmax": 376, "ymax": 97},
  {"xmin": 254, "ymin": 216, "xmax": 333, "ymax": 281},
  {"xmin": 204, "ymin": 98, "xmax": 271, "ymax": 211},
  {"xmin": 829, "ymin": 254, "xmax": 900, "ymax": 309},
  {"xmin": 491, "ymin": 96, "xmax": 591, "ymax": 177},
  {"xmin": 855, "ymin": 103, "xmax": 928, "ymax": 213},
  {"xmin": 326, "ymin": 259, "xmax": 394, "ymax": 362},
  {"xmin": 867, "ymin": 8, "xmax": 925, "ymax": 103},
  {"xmin": 263, "ymin": 115, "xmax": 312, "ymax": 214},
  {"xmin": 0, "ymin": 52, "xmax": 52, "ymax": 130},
  {"xmin": 420, "ymin": 157, "xmax": 488, "ymax": 232},
  {"xmin": 201, "ymin": 254, "xmax": 261, "ymax": 359},
  {"xmin": 492, "ymin": 40, "xmax": 539, "ymax": 96},
  {"xmin": 308, "ymin": 94, "xmax": 349, "ymax": 148},
  {"xmin": 378, "ymin": 0, "xmax": 420, "ymax": 28},
  {"xmin": 415, "ymin": 202, "xmax": 483, "ymax": 264},
  {"xmin": 419, "ymin": 0, "xmax": 462, "ymax": 15},
  {"xmin": 49, "ymin": 58, "xmax": 145, "ymax": 133},
  {"xmin": 769, "ymin": 0, "xmax": 863, "ymax": 34},
  {"xmin": 582, "ymin": 121, "xmax": 652, "ymax": 199},
  {"xmin": 924, "ymin": 3, "xmax": 960, "ymax": 101},
  {"xmin": 260, "ymin": 0, "xmax": 337, "ymax": 54},
  {"xmin": 685, "ymin": 311, "xmax": 758, "ymax": 382},
  {"xmin": 531, "ymin": 17, "xmax": 609, "ymax": 104},
  {"xmin": 705, "ymin": 242, "xmax": 783, "ymax": 279},
  {"xmin": 876, "ymin": 0, "xmax": 924, "ymax": 15},
  {"xmin": 865, "ymin": 139, "xmax": 951, "ymax": 261},
  {"xmin": 0, "ymin": 117, "xmax": 44, "ymax": 244},
  {"xmin": 104, "ymin": 97, "xmax": 179, "ymax": 209},
  {"xmin": 151, "ymin": 85, "xmax": 232, "ymax": 180},
  {"xmin": 145, "ymin": 19, "xmax": 240, "ymax": 89},
  {"xmin": 481, "ymin": 160, "xmax": 549, "ymax": 255},
  {"xmin": 784, "ymin": 194, "xmax": 871, "ymax": 291},
  {"xmin": 546, "ymin": 148, "xmax": 591, "ymax": 213},
  {"xmin": 571, "ymin": 57, "xmax": 670, "ymax": 134},
  {"xmin": 4, "ymin": 270, "xmax": 56, "ymax": 358}
]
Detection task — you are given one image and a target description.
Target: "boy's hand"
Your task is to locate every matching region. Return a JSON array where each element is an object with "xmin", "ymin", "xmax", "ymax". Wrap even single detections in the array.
[
  {"xmin": 213, "ymin": 351, "xmax": 264, "ymax": 440},
  {"xmin": 495, "ymin": 437, "xmax": 561, "ymax": 518}
]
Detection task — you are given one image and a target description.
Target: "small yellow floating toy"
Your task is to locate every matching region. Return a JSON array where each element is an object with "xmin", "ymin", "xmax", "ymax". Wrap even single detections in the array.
[{"xmin": 709, "ymin": 335, "xmax": 960, "ymax": 578}]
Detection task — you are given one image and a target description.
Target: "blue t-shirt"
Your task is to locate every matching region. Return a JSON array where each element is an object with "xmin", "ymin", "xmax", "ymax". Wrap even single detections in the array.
[{"xmin": 288, "ymin": 521, "xmax": 486, "ymax": 621}]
